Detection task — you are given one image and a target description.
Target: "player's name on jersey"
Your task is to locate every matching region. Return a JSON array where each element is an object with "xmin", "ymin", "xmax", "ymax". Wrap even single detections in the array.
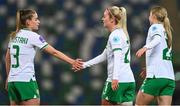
[{"xmin": 12, "ymin": 37, "xmax": 28, "ymax": 44}]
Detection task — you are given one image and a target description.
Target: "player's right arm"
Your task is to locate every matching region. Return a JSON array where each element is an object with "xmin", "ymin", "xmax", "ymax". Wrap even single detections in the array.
[
  {"xmin": 30, "ymin": 33, "xmax": 82, "ymax": 70},
  {"xmin": 43, "ymin": 44, "xmax": 74, "ymax": 64},
  {"xmin": 136, "ymin": 25, "xmax": 161, "ymax": 58},
  {"xmin": 43, "ymin": 44, "xmax": 82, "ymax": 70},
  {"xmin": 82, "ymin": 49, "xmax": 107, "ymax": 69}
]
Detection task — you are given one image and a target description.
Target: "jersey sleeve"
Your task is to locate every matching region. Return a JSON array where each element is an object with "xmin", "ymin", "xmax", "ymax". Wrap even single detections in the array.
[
  {"xmin": 30, "ymin": 33, "xmax": 48, "ymax": 50},
  {"xmin": 149, "ymin": 25, "xmax": 162, "ymax": 37},
  {"xmin": 144, "ymin": 35, "xmax": 161, "ymax": 49},
  {"xmin": 145, "ymin": 25, "xmax": 162, "ymax": 49},
  {"xmin": 109, "ymin": 32, "xmax": 122, "ymax": 52},
  {"xmin": 83, "ymin": 49, "xmax": 107, "ymax": 68}
]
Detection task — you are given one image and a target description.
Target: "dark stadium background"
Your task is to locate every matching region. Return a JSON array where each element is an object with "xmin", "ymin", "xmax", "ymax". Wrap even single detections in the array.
[{"xmin": 0, "ymin": 0, "xmax": 180, "ymax": 105}]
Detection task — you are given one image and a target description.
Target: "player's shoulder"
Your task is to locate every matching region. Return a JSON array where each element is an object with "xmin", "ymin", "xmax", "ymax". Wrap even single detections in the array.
[
  {"xmin": 110, "ymin": 29, "xmax": 124, "ymax": 38},
  {"xmin": 20, "ymin": 29, "xmax": 40, "ymax": 40},
  {"xmin": 149, "ymin": 24, "xmax": 163, "ymax": 32},
  {"xmin": 20, "ymin": 29, "xmax": 39, "ymax": 36},
  {"xmin": 109, "ymin": 29, "xmax": 124, "ymax": 43}
]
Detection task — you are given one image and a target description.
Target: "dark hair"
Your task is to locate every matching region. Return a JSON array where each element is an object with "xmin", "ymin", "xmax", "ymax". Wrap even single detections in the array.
[{"xmin": 9, "ymin": 9, "xmax": 36, "ymax": 39}]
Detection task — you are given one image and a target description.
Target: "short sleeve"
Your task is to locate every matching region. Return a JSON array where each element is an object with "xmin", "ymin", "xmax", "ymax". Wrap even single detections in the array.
[
  {"xmin": 30, "ymin": 34, "xmax": 48, "ymax": 50},
  {"xmin": 109, "ymin": 31, "xmax": 122, "ymax": 51}
]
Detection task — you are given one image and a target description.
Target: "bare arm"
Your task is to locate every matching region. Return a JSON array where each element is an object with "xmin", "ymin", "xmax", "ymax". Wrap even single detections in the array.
[
  {"xmin": 43, "ymin": 45, "xmax": 75, "ymax": 64},
  {"xmin": 43, "ymin": 44, "xmax": 82, "ymax": 69},
  {"xmin": 5, "ymin": 49, "xmax": 10, "ymax": 77},
  {"xmin": 5, "ymin": 48, "xmax": 10, "ymax": 90}
]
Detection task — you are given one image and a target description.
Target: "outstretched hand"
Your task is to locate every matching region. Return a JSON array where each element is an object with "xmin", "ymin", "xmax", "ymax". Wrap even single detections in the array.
[
  {"xmin": 136, "ymin": 47, "xmax": 148, "ymax": 58},
  {"xmin": 71, "ymin": 59, "xmax": 83, "ymax": 72}
]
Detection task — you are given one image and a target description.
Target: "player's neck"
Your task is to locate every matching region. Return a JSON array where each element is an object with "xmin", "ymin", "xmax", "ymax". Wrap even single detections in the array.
[
  {"xmin": 22, "ymin": 27, "xmax": 32, "ymax": 31},
  {"xmin": 111, "ymin": 25, "xmax": 119, "ymax": 32}
]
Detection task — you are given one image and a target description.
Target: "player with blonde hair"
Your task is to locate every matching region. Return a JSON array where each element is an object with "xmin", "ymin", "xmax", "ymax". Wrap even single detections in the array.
[
  {"xmin": 5, "ymin": 9, "xmax": 82, "ymax": 105},
  {"xmin": 136, "ymin": 6, "xmax": 175, "ymax": 105},
  {"xmin": 76, "ymin": 6, "xmax": 135, "ymax": 105}
]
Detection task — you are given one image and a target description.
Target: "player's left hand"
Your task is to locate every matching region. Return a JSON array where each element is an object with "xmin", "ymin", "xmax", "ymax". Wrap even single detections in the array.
[
  {"xmin": 112, "ymin": 79, "xmax": 119, "ymax": 91},
  {"xmin": 136, "ymin": 47, "xmax": 148, "ymax": 58}
]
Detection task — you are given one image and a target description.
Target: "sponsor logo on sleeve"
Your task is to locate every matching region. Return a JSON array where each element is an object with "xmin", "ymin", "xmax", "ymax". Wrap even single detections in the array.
[{"xmin": 39, "ymin": 36, "xmax": 46, "ymax": 43}]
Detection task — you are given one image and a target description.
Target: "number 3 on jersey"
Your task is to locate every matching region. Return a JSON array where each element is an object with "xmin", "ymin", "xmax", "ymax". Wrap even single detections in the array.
[{"xmin": 12, "ymin": 45, "xmax": 20, "ymax": 68}]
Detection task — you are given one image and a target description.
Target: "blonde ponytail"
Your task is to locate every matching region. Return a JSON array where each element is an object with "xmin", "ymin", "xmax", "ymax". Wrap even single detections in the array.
[
  {"xmin": 151, "ymin": 6, "xmax": 173, "ymax": 48},
  {"xmin": 10, "ymin": 10, "xmax": 21, "ymax": 39},
  {"xmin": 163, "ymin": 17, "xmax": 172, "ymax": 48},
  {"xmin": 119, "ymin": 7, "xmax": 130, "ymax": 40}
]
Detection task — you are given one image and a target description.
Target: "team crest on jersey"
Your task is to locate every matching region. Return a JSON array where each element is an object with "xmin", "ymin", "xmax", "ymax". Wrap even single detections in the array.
[
  {"xmin": 39, "ymin": 36, "xmax": 45, "ymax": 43},
  {"xmin": 152, "ymin": 26, "xmax": 157, "ymax": 31},
  {"xmin": 112, "ymin": 36, "xmax": 120, "ymax": 43}
]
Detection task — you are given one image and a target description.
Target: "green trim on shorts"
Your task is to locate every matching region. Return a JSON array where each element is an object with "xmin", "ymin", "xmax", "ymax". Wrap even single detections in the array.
[
  {"xmin": 140, "ymin": 78, "xmax": 175, "ymax": 96},
  {"xmin": 8, "ymin": 79, "xmax": 40, "ymax": 102},
  {"xmin": 102, "ymin": 81, "xmax": 135, "ymax": 103}
]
